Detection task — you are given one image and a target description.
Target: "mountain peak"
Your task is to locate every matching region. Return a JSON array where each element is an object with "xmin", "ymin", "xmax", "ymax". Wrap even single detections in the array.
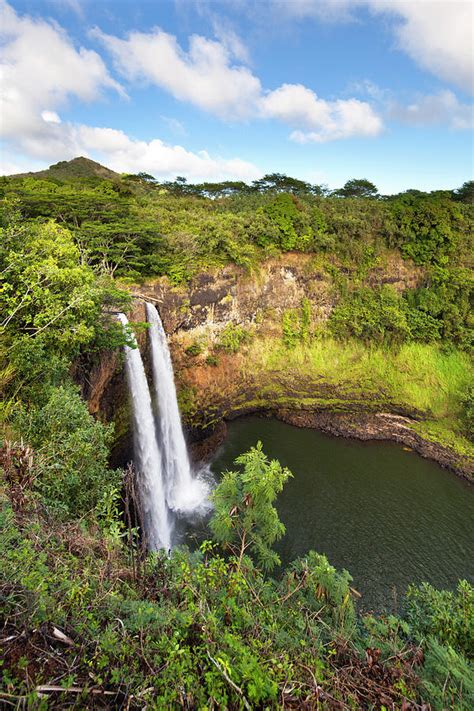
[{"xmin": 11, "ymin": 156, "xmax": 121, "ymax": 181}]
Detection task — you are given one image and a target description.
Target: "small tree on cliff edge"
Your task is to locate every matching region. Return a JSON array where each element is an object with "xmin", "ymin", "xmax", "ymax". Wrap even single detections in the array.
[{"xmin": 209, "ymin": 442, "xmax": 293, "ymax": 572}]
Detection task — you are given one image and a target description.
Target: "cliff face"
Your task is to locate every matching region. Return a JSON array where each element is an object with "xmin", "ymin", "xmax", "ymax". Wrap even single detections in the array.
[
  {"xmin": 80, "ymin": 252, "xmax": 473, "ymax": 478},
  {"xmin": 134, "ymin": 252, "xmax": 423, "ymax": 425},
  {"xmin": 134, "ymin": 252, "xmax": 420, "ymax": 336},
  {"xmin": 81, "ymin": 254, "xmax": 418, "ymax": 448}
]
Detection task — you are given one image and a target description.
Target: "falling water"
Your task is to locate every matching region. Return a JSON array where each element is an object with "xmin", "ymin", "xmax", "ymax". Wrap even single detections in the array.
[
  {"xmin": 117, "ymin": 313, "xmax": 172, "ymax": 551},
  {"xmin": 146, "ymin": 302, "xmax": 209, "ymax": 515}
]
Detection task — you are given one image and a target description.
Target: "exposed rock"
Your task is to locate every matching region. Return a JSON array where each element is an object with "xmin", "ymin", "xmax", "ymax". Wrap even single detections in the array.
[
  {"xmin": 79, "ymin": 253, "xmax": 474, "ymax": 481},
  {"xmin": 133, "ymin": 252, "xmax": 423, "ymax": 335}
]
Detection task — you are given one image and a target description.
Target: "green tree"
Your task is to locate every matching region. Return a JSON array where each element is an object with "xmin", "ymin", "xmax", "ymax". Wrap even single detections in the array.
[
  {"xmin": 335, "ymin": 178, "xmax": 379, "ymax": 199},
  {"xmin": 453, "ymin": 180, "xmax": 474, "ymax": 204},
  {"xmin": 0, "ymin": 208, "xmax": 130, "ymax": 403},
  {"xmin": 388, "ymin": 193, "xmax": 466, "ymax": 265},
  {"xmin": 329, "ymin": 285, "xmax": 410, "ymax": 344},
  {"xmin": 209, "ymin": 442, "xmax": 293, "ymax": 571},
  {"xmin": 252, "ymin": 173, "xmax": 313, "ymax": 195},
  {"xmin": 264, "ymin": 193, "xmax": 313, "ymax": 250},
  {"xmin": 14, "ymin": 384, "xmax": 120, "ymax": 518}
]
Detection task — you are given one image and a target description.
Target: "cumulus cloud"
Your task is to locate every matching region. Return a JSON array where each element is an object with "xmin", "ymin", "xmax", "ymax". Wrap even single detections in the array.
[
  {"xmin": 41, "ymin": 110, "xmax": 62, "ymax": 124},
  {"xmin": 92, "ymin": 26, "xmax": 262, "ymax": 120},
  {"xmin": 389, "ymin": 90, "xmax": 474, "ymax": 130},
  {"xmin": 0, "ymin": 118, "xmax": 261, "ymax": 182},
  {"xmin": 368, "ymin": 0, "xmax": 473, "ymax": 95},
  {"xmin": 0, "ymin": 0, "xmax": 383, "ymax": 182},
  {"xmin": 95, "ymin": 23, "xmax": 383, "ymax": 140},
  {"xmin": 0, "ymin": 0, "xmax": 123, "ymax": 142},
  {"xmin": 0, "ymin": 1, "xmax": 260, "ymax": 181},
  {"xmin": 259, "ymin": 83, "xmax": 383, "ymax": 141},
  {"xmin": 348, "ymin": 79, "xmax": 473, "ymax": 132},
  {"xmin": 211, "ymin": 19, "xmax": 251, "ymax": 65},
  {"xmin": 72, "ymin": 125, "xmax": 261, "ymax": 181}
]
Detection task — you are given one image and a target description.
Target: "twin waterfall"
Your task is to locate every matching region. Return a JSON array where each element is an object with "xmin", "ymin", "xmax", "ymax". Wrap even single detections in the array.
[{"xmin": 119, "ymin": 305, "xmax": 209, "ymax": 551}]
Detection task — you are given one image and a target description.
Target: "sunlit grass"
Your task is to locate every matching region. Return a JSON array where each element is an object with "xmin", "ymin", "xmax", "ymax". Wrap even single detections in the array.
[{"xmin": 247, "ymin": 337, "xmax": 471, "ymax": 422}]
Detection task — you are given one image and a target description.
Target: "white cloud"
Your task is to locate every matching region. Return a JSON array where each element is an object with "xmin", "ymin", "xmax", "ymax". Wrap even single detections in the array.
[
  {"xmin": 389, "ymin": 90, "xmax": 474, "ymax": 130},
  {"xmin": 0, "ymin": 2, "xmax": 260, "ymax": 182},
  {"xmin": 260, "ymin": 84, "xmax": 383, "ymax": 141},
  {"xmin": 0, "ymin": 153, "xmax": 45, "ymax": 175},
  {"xmin": 367, "ymin": 0, "xmax": 473, "ymax": 95},
  {"xmin": 277, "ymin": 0, "xmax": 474, "ymax": 95},
  {"xmin": 0, "ymin": 0, "xmax": 123, "ymax": 142},
  {"xmin": 72, "ymin": 125, "xmax": 261, "ymax": 181},
  {"xmin": 349, "ymin": 80, "xmax": 473, "ymax": 131},
  {"xmin": 0, "ymin": 119, "xmax": 261, "ymax": 182},
  {"xmin": 92, "ymin": 26, "xmax": 262, "ymax": 120},
  {"xmin": 0, "ymin": 1, "xmax": 384, "ymax": 152},
  {"xmin": 95, "ymin": 24, "xmax": 383, "ymax": 140},
  {"xmin": 41, "ymin": 110, "xmax": 62, "ymax": 124},
  {"xmin": 369, "ymin": 0, "xmax": 474, "ymax": 93},
  {"xmin": 210, "ymin": 18, "xmax": 251, "ymax": 65}
]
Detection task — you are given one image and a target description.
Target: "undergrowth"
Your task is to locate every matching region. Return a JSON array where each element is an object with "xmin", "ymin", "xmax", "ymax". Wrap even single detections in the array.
[{"xmin": 1, "ymin": 457, "xmax": 473, "ymax": 710}]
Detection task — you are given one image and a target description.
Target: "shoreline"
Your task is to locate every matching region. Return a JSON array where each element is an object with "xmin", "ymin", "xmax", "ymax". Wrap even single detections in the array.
[{"xmin": 190, "ymin": 409, "xmax": 474, "ymax": 483}]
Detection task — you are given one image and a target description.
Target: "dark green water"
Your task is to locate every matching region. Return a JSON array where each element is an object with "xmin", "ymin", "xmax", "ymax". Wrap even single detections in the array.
[{"xmin": 206, "ymin": 416, "xmax": 474, "ymax": 611}]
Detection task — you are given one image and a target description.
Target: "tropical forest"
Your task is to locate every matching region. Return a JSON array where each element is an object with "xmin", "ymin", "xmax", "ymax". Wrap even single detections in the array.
[{"xmin": 1, "ymin": 1, "xmax": 473, "ymax": 709}]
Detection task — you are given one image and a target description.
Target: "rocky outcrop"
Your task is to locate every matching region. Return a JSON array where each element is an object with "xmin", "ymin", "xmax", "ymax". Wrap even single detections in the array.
[{"xmin": 133, "ymin": 252, "xmax": 422, "ymax": 336}]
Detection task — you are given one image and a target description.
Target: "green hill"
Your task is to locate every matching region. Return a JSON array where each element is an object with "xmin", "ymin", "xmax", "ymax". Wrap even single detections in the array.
[{"xmin": 12, "ymin": 156, "xmax": 121, "ymax": 182}]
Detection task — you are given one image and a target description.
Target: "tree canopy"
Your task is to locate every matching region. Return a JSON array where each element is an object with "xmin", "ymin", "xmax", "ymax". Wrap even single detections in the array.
[{"xmin": 334, "ymin": 178, "xmax": 379, "ymax": 198}]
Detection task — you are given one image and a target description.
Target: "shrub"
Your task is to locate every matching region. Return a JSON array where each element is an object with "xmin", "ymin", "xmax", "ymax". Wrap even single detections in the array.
[
  {"xmin": 282, "ymin": 298, "xmax": 312, "ymax": 348},
  {"xmin": 185, "ymin": 341, "xmax": 203, "ymax": 357},
  {"xmin": 210, "ymin": 442, "xmax": 292, "ymax": 571},
  {"xmin": 405, "ymin": 580, "xmax": 474, "ymax": 658},
  {"xmin": 205, "ymin": 354, "xmax": 219, "ymax": 367},
  {"xmin": 217, "ymin": 323, "xmax": 251, "ymax": 353},
  {"xmin": 461, "ymin": 386, "xmax": 474, "ymax": 441},
  {"xmin": 329, "ymin": 286, "xmax": 410, "ymax": 345},
  {"xmin": 14, "ymin": 384, "xmax": 120, "ymax": 519}
]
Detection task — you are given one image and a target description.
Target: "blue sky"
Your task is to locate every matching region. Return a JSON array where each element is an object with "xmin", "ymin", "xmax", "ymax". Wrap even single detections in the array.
[{"xmin": 1, "ymin": 0, "xmax": 473, "ymax": 193}]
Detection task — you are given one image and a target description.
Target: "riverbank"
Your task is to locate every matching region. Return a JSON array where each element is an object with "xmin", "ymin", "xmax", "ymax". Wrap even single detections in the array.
[{"xmin": 190, "ymin": 409, "xmax": 474, "ymax": 482}]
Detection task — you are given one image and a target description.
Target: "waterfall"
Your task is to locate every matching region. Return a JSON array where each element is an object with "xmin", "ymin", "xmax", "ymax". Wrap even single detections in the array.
[
  {"xmin": 118, "ymin": 306, "xmax": 210, "ymax": 552},
  {"xmin": 146, "ymin": 303, "xmax": 209, "ymax": 515},
  {"xmin": 117, "ymin": 313, "xmax": 172, "ymax": 551}
]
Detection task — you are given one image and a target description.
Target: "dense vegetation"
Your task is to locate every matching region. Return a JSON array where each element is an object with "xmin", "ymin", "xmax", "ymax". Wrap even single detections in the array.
[
  {"xmin": 1, "ymin": 161, "xmax": 473, "ymax": 707},
  {"xmin": 1, "ymin": 169, "xmax": 472, "ymax": 351},
  {"xmin": 2, "ymin": 443, "xmax": 473, "ymax": 708}
]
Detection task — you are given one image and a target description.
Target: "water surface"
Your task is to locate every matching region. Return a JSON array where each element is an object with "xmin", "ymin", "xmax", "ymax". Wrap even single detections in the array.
[{"xmin": 205, "ymin": 416, "xmax": 473, "ymax": 611}]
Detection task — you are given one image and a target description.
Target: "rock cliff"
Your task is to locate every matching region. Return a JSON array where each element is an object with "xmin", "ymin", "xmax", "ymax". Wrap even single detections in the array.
[{"xmin": 80, "ymin": 252, "xmax": 473, "ymax": 479}]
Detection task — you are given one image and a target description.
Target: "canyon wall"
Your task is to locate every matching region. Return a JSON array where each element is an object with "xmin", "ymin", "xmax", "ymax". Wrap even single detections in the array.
[{"xmin": 79, "ymin": 253, "xmax": 473, "ymax": 478}]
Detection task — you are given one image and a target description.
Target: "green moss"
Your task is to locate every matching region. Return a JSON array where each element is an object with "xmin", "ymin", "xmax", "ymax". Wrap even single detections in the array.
[
  {"xmin": 111, "ymin": 401, "xmax": 131, "ymax": 447},
  {"xmin": 408, "ymin": 420, "xmax": 474, "ymax": 465}
]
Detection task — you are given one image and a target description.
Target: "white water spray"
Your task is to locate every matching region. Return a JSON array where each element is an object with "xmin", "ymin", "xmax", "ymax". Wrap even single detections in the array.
[
  {"xmin": 146, "ymin": 303, "xmax": 209, "ymax": 515},
  {"xmin": 117, "ymin": 313, "xmax": 172, "ymax": 551}
]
